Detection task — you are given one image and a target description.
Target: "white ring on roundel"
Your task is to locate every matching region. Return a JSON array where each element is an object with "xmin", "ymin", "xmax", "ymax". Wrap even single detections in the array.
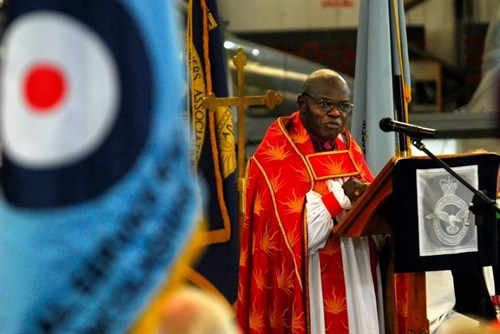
[{"xmin": 1, "ymin": 11, "xmax": 119, "ymax": 169}]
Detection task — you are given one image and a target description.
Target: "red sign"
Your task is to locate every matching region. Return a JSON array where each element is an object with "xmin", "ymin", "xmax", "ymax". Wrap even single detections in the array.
[{"xmin": 322, "ymin": 0, "xmax": 353, "ymax": 8}]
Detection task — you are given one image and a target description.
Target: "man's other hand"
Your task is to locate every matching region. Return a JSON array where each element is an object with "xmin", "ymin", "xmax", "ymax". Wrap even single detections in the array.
[{"xmin": 342, "ymin": 177, "xmax": 370, "ymax": 203}]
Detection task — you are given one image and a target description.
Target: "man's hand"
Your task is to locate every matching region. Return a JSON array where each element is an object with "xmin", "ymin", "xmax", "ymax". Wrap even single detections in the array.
[{"xmin": 342, "ymin": 177, "xmax": 370, "ymax": 203}]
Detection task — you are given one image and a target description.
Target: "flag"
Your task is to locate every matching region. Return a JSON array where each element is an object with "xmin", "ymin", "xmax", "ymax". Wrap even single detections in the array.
[
  {"xmin": 350, "ymin": 0, "xmax": 414, "ymax": 332},
  {"xmin": 0, "ymin": 1, "xmax": 200, "ymax": 333},
  {"xmin": 186, "ymin": 0, "xmax": 240, "ymax": 306},
  {"xmin": 351, "ymin": 0, "xmax": 411, "ymax": 175}
]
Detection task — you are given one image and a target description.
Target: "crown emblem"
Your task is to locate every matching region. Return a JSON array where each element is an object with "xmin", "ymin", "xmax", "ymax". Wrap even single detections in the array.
[{"xmin": 439, "ymin": 176, "xmax": 458, "ymax": 195}]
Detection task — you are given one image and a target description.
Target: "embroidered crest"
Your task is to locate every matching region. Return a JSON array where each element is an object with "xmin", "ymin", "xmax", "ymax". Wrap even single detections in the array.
[
  {"xmin": 417, "ymin": 165, "xmax": 478, "ymax": 256},
  {"xmin": 425, "ymin": 176, "xmax": 471, "ymax": 246}
]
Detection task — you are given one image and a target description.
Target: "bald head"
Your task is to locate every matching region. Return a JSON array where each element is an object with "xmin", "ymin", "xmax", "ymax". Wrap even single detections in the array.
[
  {"xmin": 161, "ymin": 287, "xmax": 240, "ymax": 333},
  {"xmin": 303, "ymin": 69, "xmax": 350, "ymax": 97}
]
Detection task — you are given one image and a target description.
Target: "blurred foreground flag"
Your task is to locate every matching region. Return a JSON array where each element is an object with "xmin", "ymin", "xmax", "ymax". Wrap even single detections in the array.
[{"xmin": 0, "ymin": 1, "xmax": 200, "ymax": 333}]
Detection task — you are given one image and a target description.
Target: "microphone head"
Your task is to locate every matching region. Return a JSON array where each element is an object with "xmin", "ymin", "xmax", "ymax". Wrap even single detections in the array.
[{"xmin": 379, "ymin": 117, "xmax": 393, "ymax": 132}]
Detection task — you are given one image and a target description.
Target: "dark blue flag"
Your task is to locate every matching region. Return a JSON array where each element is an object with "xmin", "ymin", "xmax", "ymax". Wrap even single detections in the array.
[{"xmin": 187, "ymin": 0, "xmax": 240, "ymax": 306}]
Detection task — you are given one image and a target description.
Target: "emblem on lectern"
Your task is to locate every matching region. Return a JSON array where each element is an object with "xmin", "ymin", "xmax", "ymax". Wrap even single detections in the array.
[
  {"xmin": 425, "ymin": 176, "xmax": 471, "ymax": 246},
  {"xmin": 417, "ymin": 165, "xmax": 478, "ymax": 256}
]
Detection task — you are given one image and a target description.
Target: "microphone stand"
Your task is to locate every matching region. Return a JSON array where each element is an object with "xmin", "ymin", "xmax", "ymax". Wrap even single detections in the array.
[{"xmin": 411, "ymin": 137, "xmax": 500, "ymax": 225}]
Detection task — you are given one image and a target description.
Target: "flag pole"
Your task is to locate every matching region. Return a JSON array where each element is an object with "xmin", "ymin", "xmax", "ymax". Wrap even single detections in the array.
[
  {"xmin": 393, "ymin": 75, "xmax": 408, "ymax": 155},
  {"xmin": 391, "ymin": 2, "xmax": 430, "ymax": 332},
  {"xmin": 391, "ymin": 0, "xmax": 412, "ymax": 157}
]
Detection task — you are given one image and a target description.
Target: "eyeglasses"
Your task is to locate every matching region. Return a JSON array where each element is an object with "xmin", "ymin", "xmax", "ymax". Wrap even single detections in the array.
[{"xmin": 302, "ymin": 92, "xmax": 353, "ymax": 115}]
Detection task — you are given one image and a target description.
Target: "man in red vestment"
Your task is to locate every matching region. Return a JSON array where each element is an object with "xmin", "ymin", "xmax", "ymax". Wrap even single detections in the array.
[{"xmin": 237, "ymin": 69, "xmax": 385, "ymax": 333}]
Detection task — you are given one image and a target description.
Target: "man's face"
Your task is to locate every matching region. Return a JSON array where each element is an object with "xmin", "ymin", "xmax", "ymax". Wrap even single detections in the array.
[{"xmin": 298, "ymin": 85, "xmax": 351, "ymax": 141}]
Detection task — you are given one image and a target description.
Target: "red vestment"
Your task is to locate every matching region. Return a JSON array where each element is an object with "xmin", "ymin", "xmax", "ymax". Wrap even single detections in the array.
[{"xmin": 237, "ymin": 112, "xmax": 377, "ymax": 333}]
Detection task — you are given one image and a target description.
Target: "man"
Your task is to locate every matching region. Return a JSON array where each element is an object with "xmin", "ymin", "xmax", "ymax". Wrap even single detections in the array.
[{"xmin": 237, "ymin": 69, "xmax": 384, "ymax": 333}]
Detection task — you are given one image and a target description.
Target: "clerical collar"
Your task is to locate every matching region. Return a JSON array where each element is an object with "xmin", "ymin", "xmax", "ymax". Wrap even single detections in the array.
[{"xmin": 308, "ymin": 132, "xmax": 336, "ymax": 152}]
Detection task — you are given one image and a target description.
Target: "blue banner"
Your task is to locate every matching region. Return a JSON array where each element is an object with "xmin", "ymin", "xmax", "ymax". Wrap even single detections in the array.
[
  {"xmin": 351, "ymin": 0, "xmax": 411, "ymax": 175},
  {"xmin": 0, "ymin": 1, "xmax": 199, "ymax": 333}
]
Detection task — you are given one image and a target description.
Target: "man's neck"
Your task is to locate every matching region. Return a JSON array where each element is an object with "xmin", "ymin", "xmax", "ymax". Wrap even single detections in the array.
[{"xmin": 308, "ymin": 132, "xmax": 336, "ymax": 152}]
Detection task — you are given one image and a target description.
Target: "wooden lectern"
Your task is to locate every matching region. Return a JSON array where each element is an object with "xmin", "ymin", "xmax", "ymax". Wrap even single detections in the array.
[{"xmin": 333, "ymin": 157, "xmax": 429, "ymax": 334}]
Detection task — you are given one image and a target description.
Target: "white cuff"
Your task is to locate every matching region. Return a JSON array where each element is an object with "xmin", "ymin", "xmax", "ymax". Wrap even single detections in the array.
[{"xmin": 326, "ymin": 179, "xmax": 352, "ymax": 210}]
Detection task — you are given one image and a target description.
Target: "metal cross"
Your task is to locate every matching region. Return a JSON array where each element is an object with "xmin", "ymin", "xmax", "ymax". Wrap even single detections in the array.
[{"xmin": 203, "ymin": 47, "xmax": 282, "ymax": 216}]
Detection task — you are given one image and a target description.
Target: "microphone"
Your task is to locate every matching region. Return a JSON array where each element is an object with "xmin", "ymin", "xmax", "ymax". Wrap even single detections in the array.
[{"xmin": 379, "ymin": 117, "xmax": 437, "ymax": 139}]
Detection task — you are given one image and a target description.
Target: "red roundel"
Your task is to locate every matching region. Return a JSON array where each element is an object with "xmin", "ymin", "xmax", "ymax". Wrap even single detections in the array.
[
  {"xmin": 1, "ymin": 12, "xmax": 119, "ymax": 169},
  {"xmin": 23, "ymin": 64, "xmax": 67, "ymax": 112},
  {"xmin": 0, "ymin": 1, "xmax": 153, "ymax": 208}
]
